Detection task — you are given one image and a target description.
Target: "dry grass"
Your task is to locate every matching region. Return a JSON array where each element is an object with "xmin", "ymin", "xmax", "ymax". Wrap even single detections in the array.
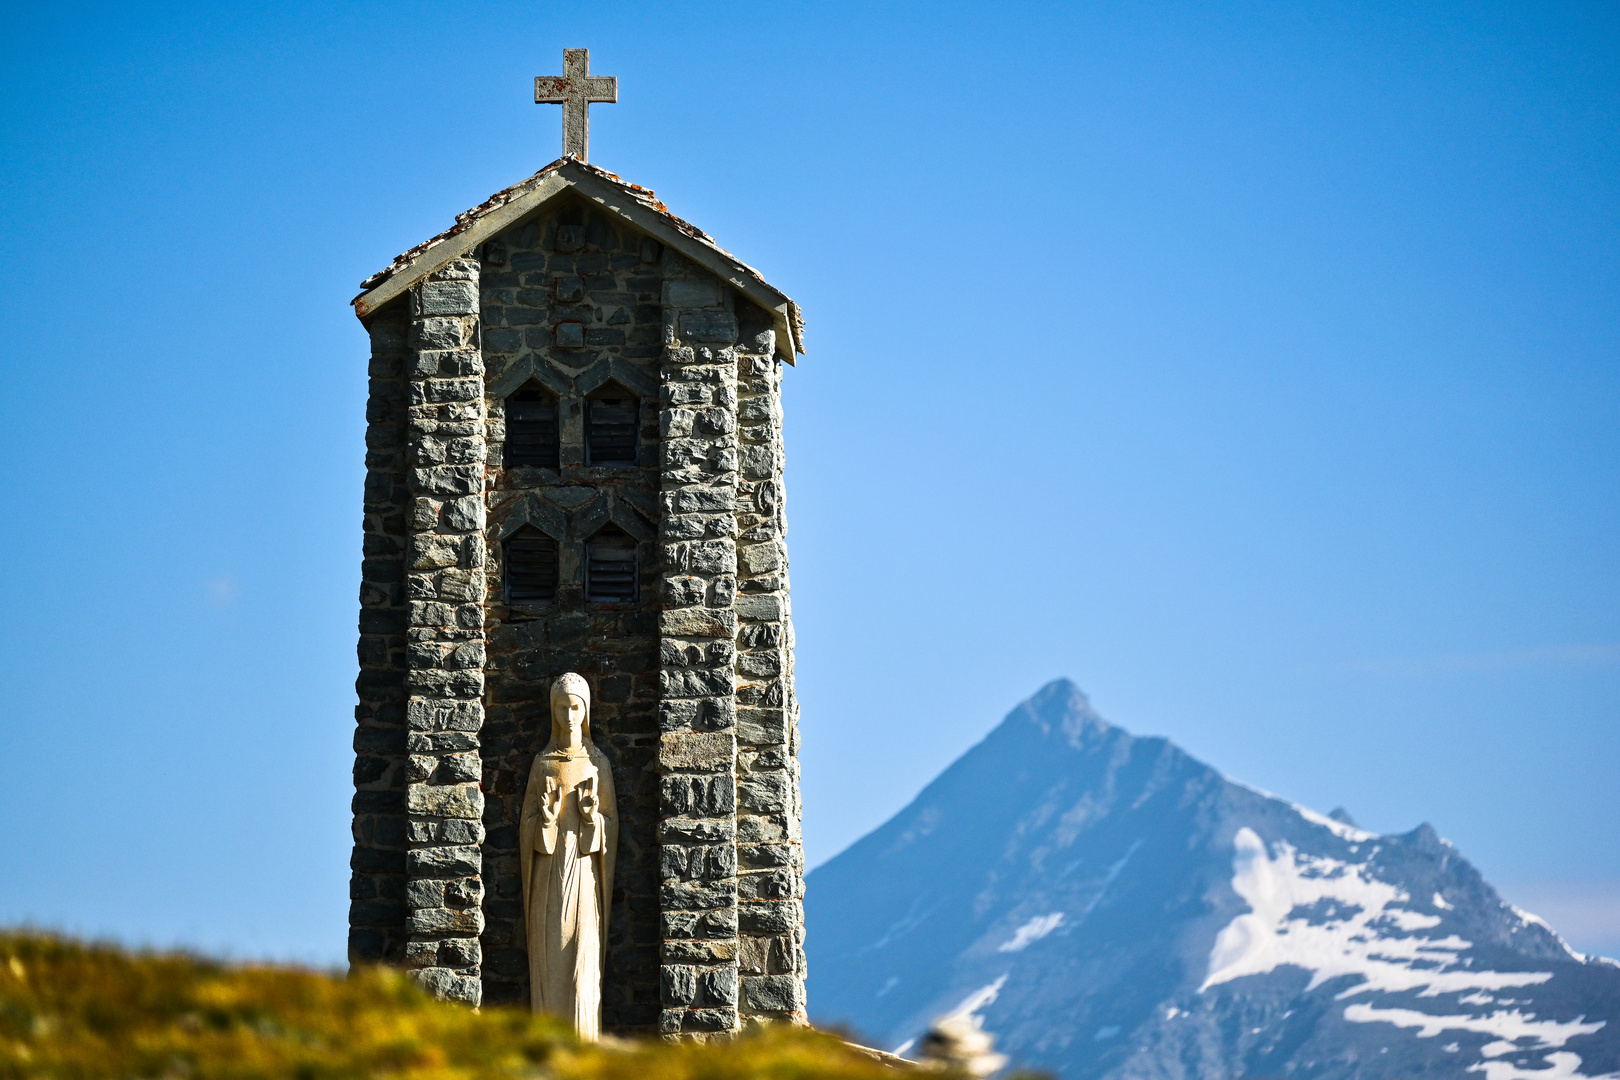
[{"xmin": 0, "ymin": 933, "xmax": 904, "ymax": 1080}]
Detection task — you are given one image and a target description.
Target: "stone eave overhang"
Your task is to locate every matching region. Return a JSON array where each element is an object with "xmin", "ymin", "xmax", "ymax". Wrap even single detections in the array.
[{"xmin": 351, "ymin": 156, "xmax": 805, "ymax": 363}]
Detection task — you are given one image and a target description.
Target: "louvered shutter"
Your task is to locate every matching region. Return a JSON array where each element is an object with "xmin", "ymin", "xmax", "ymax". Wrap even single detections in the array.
[
  {"xmin": 504, "ymin": 527, "xmax": 558, "ymax": 603},
  {"xmin": 504, "ymin": 386, "xmax": 559, "ymax": 469},
  {"xmin": 586, "ymin": 532, "xmax": 637, "ymax": 603},
  {"xmin": 586, "ymin": 392, "xmax": 638, "ymax": 465}
]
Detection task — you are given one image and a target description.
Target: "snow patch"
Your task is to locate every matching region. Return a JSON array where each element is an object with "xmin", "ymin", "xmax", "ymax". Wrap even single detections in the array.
[
  {"xmin": 1342, "ymin": 1003, "xmax": 1602, "ymax": 1046},
  {"xmin": 1204, "ymin": 828, "xmax": 1613, "ymax": 1077},
  {"xmin": 1468, "ymin": 1052, "xmax": 1620, "ymax": 1080},
  {"xmin": 1435, "ymin": 892, "xmax": 1454, "ymax": 910},
  {"xmin": 999, "ymin": 913, "xmax": 1065, "ymax": 952},
  {"xmin": 1202, "ymin": 828, "xmax": 1550, "ymax": 999}
]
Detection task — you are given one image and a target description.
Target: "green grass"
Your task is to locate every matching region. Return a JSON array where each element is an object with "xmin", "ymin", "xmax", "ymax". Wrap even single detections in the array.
[{"xmin": 0, "ymin": 933, "xmax": 903, "ymax": 1080}]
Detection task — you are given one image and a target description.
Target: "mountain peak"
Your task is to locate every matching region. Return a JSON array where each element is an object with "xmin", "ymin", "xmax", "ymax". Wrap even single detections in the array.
[
  {"xmin": 1004, "ymin": 677, "xmax": 1113, "ymax": 747},
  {"xmin": 808, "ymin": 682, "xmax": 1620, "ymax": 1080}
]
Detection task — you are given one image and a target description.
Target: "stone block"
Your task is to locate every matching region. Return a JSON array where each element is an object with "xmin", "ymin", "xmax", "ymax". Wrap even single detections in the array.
[
  {"xmin": 663, "ymin": 540, "xmax": 736, "ymax": 576},
  {"xmin": 406, "ymin": 699, "xmax": 482, "ymax": 732},
  {"xmin": 662, "ymin": 487, "xmax": 735, "ymax": 513},
  {"xmin": 439, "ymin": 938, "xmax": 481, "ymax": 968},
  {"xmin": 680, "ymin": 1007, "xmax": 737, "ymax": 1033},
  {"xmin": 737, "ymin": 772, "xmax": 789, "ymax": 813},
  {"xmin": 410, "ymin": 536, "xmax": 461, "ymax": 571},
  {"xmin": 436, "ymin": 751, "xmax": 481, "ymax": 783},
  {"xmin": 658, "ymin": 699, "xmax": 699, "ymax": 730},
  {"xmin": 734, "ymin": 594, "xmax": 782, "ymax": 621},
  {"xmin": 737, "ymin": 900, "xmax": 799, "ymax": 934},
  {"xmin": 410, "ymin": 465, "xmax": 482, "ymax": 497},
  {"xmin": 659, "ymin": 668, "xmax": 733, "ymax": 699},
  {"xmin": 661, "ymin": 407, "xmax": 695, "ymax": 438},
  {"xmin": 737, "ymin": 868, "xmax": 794, "ymax": 901},
  {"xmin": 736, "ymin": 652, "xmax": 782, "ymax": 679},
  {"xmin": 406, "ymin": 845, "xmax": 480, "ymax": 878},
  {"xmin": 483, "ymin": 328, "xmax": 522, "ymax": 353},
  {"xmin": 663, "ymin": 939, "xmax": 738, "ymax": 964},
  {"xmin": 424, "ymin": 378, "xmax": 482, "ymax": 405},
  {"xmin": 661, "ymin": 880, "xmax": 734, "ymax": 911},
  {"xmin": 735, "ymin": 814, "xmax": 788, "ymax": 844},
  {"xmin": 737, "ymin": 843, "xmax": 795, "ymax": 870},
  {"xmin": 665, "ymin": 280, "xmax": 719, "ymax": 307},
  {"xmin": 407, "ymin": 905, "xmax": 483, "ymax": 935},
  {"xmin": 662, "ymin": 964, "xmax": 697, "ymax": 1006},
  {"xmin": 738, "ymin": 542, "xmax": 782, "ymax": 576},
  {"xmin": 659, "ymin": 842, "xmax": 735, "ymax": 881},
  {"xmin": 659, "ymin": 773, "xmax": 736, "ymax": 816},
  {"xmin": 741, "ymin": 974, "xmax": 800, "ymax": 1013},
  {"xmin": 407, "ymin": 783, "xmax": 483, "ymax": 820},
  {"xmin": 407, "ymin": 669, "xmax": 483, "ymax": 698},
  {"xmin": 699, "ymin": 906, "xmax": 739, "ymax": 937},
  {"xmin": 660, "ymin": 730, "xmax": 736, "ymax": 772},
  {"xmin": 698, "ymin": 966, "xmax": 738, "ymax": 1007},
  {"xmin": 679, "ymin": 311, "xmax": 738, "ymax": 344},
  {"xmin": 412, "ymin": 967, "xmax": 481, "ymax": 1004},
  {"xmin": 658, "ymin": 606, "xmax": 736, "ymax": 638},
  {"xmin": 413, "ymin": 318, "xmax": 470, "ymax": 350},
  {"xmin": 555, "ymin": 321, "xmax": 585, "ymax": 348},
  {"xmin": 418, "ymin": 280, "xmax": 479, "ymax": 316}
]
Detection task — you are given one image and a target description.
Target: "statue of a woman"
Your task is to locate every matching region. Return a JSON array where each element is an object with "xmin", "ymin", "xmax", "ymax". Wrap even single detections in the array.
[{"xmin": 520, "ymin": 672, "xmax": 618, "ymax": 1038}]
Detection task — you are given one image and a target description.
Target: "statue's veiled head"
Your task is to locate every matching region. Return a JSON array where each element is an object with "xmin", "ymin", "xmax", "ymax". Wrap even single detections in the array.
[{"xmin": 549, "ymin": 672, "xmax": 592, "ymax": 747}]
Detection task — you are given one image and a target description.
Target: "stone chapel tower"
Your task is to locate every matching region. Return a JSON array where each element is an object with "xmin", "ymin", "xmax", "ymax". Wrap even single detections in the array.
[{"xmin": 346, "ymin": 58, "xmax": 806, "ymax": 1035}]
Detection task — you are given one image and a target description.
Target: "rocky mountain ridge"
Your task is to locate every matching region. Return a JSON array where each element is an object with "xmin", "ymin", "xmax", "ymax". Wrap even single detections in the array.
[{"xmin": 805, "ymin": 679, "xmax": 1620, "ymax": 1080}]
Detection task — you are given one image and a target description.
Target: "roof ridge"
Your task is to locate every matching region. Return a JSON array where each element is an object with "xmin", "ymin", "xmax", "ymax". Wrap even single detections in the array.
[{"xmin": 352, "ymin": 157, "xmax": 805, "ymax": 357}]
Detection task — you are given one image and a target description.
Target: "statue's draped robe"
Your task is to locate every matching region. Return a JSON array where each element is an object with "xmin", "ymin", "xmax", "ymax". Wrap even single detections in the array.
[{"xmin": 521, "ymin": 748, "xmax": 615, "ymax": 1039}]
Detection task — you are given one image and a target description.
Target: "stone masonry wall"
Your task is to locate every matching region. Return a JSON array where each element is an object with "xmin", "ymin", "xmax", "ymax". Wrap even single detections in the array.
[
  {"xmin": 351, "ymin": 301, "xmax": 411, "ymax": 966},
  {"xmin": 401, "ymin": 259, "xmax": 488, "ymax": 1005},
  {"xmin": 353, "ymin": 194, "xmax": 803, "ymax": 1033},
  {"xmin": 478, "ymin": 200, "xmax": 665, "ymax": 1030},
  {"xmin": 655, "ymin": 257, "xmax": 806, "ymax": 1032},
  {"xmin": 732, "ymin": 314, "xmax": 805, "ymax": 1023},
  {"xmin": 656, "ymin": 257, "xmax": 743, "ymax": 1036}
]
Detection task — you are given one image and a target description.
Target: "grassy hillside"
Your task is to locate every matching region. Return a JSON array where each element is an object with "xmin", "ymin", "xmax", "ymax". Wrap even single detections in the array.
[{"xmin": 0, "ymin": 933, "xmax": 900, "ymax": 1080}]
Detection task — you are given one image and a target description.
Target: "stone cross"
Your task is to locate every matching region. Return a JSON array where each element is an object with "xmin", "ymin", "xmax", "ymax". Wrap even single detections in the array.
[{"xmin": 534, "ymin": 49, "xmax": 617, "ymax": 162}]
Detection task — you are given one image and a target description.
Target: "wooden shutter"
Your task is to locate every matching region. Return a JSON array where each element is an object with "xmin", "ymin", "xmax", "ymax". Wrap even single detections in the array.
[
  {"xmin": 586, "ymin": 531, "xmax": 637, "ymax": 603},
  {"xmin": 586, "ymin": 391, "xmax": 638, "ymax": 465},
  {"xmin": 504, "ymin": 386, "xmax": 559, "ymax": 469},
  {"xmin": 504, "ymin": 527, "xmax": 558, "ymax": 603}
]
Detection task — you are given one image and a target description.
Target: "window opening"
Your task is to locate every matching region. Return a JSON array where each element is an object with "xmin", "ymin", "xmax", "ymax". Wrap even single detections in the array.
[
  {"xmin": 586, "ymin": 528, "xmax": 637, "ymax": 603},
  {"xmin": 504, "ymin": 384, "xmax": 560, "ymax": 470},
  {"xmin": 504, "ymin": 526, "xmax": 558, "ymax": 603},
  {"xmin": 586, "ymin": 387, "xmax": 638, "ymax": 465}
]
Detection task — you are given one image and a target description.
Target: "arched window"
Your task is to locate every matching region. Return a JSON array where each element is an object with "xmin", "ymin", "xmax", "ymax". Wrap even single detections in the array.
[
  {"xmin": 586, "ymin": 527, "xmax": 637, "ymax": 603},
  {"xmin": 504, "ymin": 526, "xmax": 558, "ymax": 603},
  {"xmin": 504, "ymin": 383, "xmax": 559, "ymax": 470},
  {"xmin": 586, "ymin": 385, "xmax": 638, "ymax": 465}
]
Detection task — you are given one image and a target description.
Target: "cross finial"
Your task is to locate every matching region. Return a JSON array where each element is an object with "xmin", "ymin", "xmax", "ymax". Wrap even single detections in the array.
[{"xmin": 534, "ymin": 48, "xmax": 617, "ymax": 162}]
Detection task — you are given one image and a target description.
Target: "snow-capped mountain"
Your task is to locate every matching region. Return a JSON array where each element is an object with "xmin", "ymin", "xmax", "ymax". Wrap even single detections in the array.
[{"xmin": 805, "ymin": 679, "xmax": 1620, "ymax": 1080}]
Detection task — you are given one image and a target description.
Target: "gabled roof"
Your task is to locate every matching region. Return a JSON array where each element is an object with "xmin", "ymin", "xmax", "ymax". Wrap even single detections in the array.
[{"xmin": 352, "ymin": 157, "xmax": 805, "ymax": 361}]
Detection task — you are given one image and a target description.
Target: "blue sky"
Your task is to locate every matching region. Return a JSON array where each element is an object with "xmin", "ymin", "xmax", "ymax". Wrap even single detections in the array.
[{"xmin": 1, "ymin": 1, "xmax": 1616, "ymax": 964}]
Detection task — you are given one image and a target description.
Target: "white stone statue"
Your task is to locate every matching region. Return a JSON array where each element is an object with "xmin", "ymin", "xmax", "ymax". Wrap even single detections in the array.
[{"xmin": 520, "ymin": 673, "xmax": 618, "ymax": 1038}]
